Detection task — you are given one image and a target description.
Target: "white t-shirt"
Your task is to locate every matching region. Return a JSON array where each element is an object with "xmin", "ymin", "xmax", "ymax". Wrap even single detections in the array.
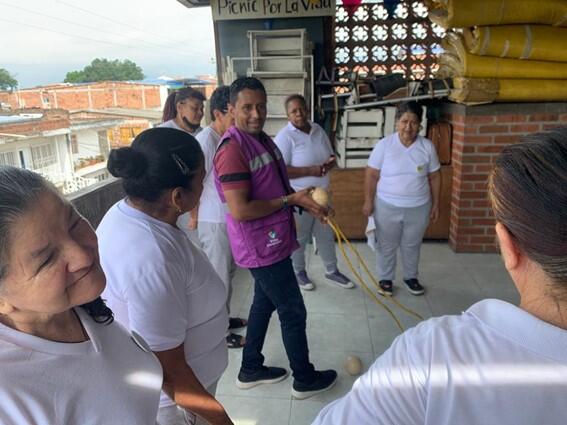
[
  {"xmin": 0, "ymin": 308, "xmax": 162, "ymax": 425},
  {"xmin": 274, "ymin": 121, "xmax": 334, "ymax": 191},
  {"xmin": 367, "ymin": 133, "xmax": 440, "ymax": 207},
  {"xmin": 158, "ymin": 119, "xmax": 202, "ymax": 136},
  {"xmin": 196, "ymin": 126, "xmax": 229, "ymax": 223},
  {"xmin": 97, "ymin": 200, "xmax": 228, "ymax": 408},
  {"xmin": 313, "ymin": 299, "xmax": 567, "ymax": 425}
]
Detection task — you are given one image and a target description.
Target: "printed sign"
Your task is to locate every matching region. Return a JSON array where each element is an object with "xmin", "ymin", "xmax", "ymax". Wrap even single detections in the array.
[{"xmin": 211, "ymin": 0, "xmax": 336, "ymax": 21}]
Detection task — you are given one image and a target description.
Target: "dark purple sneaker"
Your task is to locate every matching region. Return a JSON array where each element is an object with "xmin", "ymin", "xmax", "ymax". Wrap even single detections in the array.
[
  {"xmin": 325, "ymin": 270, "xmax": 355, "ymax": 289},
  {"xmin": 296, "ymin": 270, "xmax": 314, "ymax": 291}
]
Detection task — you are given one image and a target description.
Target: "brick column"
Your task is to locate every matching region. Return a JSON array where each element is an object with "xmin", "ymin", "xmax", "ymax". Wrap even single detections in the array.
[{"xmin": 441, "ymin": 102, "xmax": 567, "ymax": 253}]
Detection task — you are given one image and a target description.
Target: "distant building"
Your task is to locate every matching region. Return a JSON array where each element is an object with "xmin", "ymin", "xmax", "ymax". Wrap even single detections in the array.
[
  {"xmin": 0, "ymin": 109, "xmax": 75, "ymax": 191},
  {"xmin": 0, "ymin": 81, "xmax": 168, "ymax": 111},
  {"xmin": 0, "ymin": 108, "xmax": 156, "ymax": 194}
]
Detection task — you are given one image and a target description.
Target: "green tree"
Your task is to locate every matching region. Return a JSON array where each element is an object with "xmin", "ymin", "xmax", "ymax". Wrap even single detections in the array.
[
  {"xmin": 64, "ymin": 58, "xmax": 144, "ymax": 83},
  {"xmin": 0, "ymin": 68, "xmax": 18, "ymax": 91}
]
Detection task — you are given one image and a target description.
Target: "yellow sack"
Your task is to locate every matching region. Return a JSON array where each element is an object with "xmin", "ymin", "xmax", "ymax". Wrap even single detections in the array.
[
  {"xmin": 463, "ymin": 25, "xmax": 567, "ymax": 62},
  {"xmin": 450, "ymin": 77, "xmax": 567, "ymax": 104},
  {"xmin": 438, "ymin": 32, "xmax": 567, "ymax": 79},
  {"xmin": 426, "ymin": 0, "xmax": 567, "ymax": 29}
]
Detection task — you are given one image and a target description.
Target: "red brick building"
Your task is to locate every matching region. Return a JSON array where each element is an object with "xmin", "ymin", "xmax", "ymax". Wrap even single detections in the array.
[{"xmin": 0, "ymin": 81, "xmax": 166, "ymax": 111}]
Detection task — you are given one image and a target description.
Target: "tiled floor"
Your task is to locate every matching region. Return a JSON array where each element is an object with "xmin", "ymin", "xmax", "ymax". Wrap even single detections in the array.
[{"xmin": 217, "ymin": 242, "xmax": 518, "ymax": 425}]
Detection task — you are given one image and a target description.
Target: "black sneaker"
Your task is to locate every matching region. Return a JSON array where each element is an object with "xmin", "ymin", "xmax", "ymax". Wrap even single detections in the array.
[
  {"xmin": 291, "ymin": 369, "xmax": 338, "ymax": 400},
  {"xmin": 236, "ymin": 366, "xmax": 288, "ymax": 389},
  {"xmin": 403, "ymin": 278, "xmax": 425, "ymax": 295},
  {"xmin": 379, "ymin": 279, "xmax": 394, "ymax": 296}
]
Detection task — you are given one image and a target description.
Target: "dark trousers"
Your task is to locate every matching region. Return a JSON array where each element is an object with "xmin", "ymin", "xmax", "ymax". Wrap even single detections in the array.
[{"xmin": 242, "ymin": 257, "xmax": 316, "ymax": 383}]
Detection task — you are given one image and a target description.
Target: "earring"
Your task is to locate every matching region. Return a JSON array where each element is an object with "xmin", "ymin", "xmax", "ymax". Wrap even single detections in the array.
[{"xmin": 177, "ymin": 208, "xmax": 182, "ymax": 214}]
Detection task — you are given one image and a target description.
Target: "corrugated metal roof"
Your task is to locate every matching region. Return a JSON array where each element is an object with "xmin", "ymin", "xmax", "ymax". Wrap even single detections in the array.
[{"xmin": 0, "ymin": 114, "xmax": 42, "ymax": 125}]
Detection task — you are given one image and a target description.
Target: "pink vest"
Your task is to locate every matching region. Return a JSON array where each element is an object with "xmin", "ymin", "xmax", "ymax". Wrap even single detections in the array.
[{"xmin": 214, "ymin": 126, "xmax": 298, "ymax": 268}]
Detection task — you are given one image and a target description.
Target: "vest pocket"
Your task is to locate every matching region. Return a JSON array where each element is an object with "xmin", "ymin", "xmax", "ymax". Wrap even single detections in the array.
[{"xmin": 245, "ymin": 211, "xmax": 292, "ymax": 259}]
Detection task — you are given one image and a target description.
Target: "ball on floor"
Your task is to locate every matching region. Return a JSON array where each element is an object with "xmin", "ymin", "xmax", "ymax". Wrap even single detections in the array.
[{"xmin": 344, "ymin": 355, "xmax": 363, "ymax": 375}]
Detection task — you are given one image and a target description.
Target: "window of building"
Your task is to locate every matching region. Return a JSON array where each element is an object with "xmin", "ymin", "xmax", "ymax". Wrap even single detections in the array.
[
  {"xmin": 0, "ymin": 151, "xmax": 18, "ymax": 167},
  {"xmin": 30, "ymin": 143, "xmax": 57, "ymax": 170}
]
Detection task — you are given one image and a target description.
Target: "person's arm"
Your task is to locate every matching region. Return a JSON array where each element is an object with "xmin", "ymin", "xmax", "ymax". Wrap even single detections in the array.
[
  {"xmin": 275, "ymin": 131, "xmax": 324, "ymax": 179},
  {"xmin": 428, "ymin": 170, "xmax": 441, "ymax": 222},
  {"xmin": 215, "ymin": 137, "xmax": 327, "ymax": 221},
  {"xmin": 286, "ymin": 165, "xmax": 323, "ymax": 179},
  {"xmin": 125, "ymin": 263, "xmax": 232, "ymax": 425},
  {"xmin": 223, "ymin": 186, "xmax": 327, "ymax": 222},
  {"xmin": 155, "ymin": 346, "xmax": 233, "ymax": 425},
  {"xmin": 363, "ymin": 167, "xmax": 380, "ymax": 217}
]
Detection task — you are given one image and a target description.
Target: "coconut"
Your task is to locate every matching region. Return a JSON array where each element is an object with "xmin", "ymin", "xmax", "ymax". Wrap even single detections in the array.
[{"xmin": 311, "ymin": 187, "xmax": 329, "ymax": 207}]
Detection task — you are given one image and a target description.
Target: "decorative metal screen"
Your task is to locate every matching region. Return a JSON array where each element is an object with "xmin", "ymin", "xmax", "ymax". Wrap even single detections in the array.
[{"xmin": 334, "ymin": 0, "xmax": 445, "ymax": 80}]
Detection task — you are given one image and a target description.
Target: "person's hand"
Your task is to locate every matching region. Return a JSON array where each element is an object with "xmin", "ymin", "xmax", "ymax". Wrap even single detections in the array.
[
  {"xmin": 362, "ymin": 200, "xmax": 374, "ymax": 217},
  {"xmin": 430, "ymin": 204, "xmax": 439, "ymax": 222},
  {"xmin": 188, "ymin": 215, "xmax": 198, "ymax": 230},
  {"xmin": 309, "ymin": 165, "xmax": 324, "ymax": 177},
  {"xmin": 322, "ymin": 155, "xmax": 337, "ymax": 175},
  {"xmin": 289, "ymin": 188, "xmax": 329, "ymax": 221}
]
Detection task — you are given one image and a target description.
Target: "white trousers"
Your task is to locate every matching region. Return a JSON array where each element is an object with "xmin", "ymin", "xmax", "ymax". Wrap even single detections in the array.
[
  {"xmin": 198, "ymin": 221, "xmax": 236, "ymax": 314},
  {"xmin": 156, "ymin": 382, "xmax": 218, "ymax": 425},
  {"xmin": 291, "ymin": 210, "xmax": 337, "ymax": 274},
  {"xmin": 373, "ymin": 198, "xmax": 431, "ymax": 281}
]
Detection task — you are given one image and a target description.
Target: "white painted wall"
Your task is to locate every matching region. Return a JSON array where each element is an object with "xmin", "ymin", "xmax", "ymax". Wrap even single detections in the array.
[
  {"xmin": 72, "ymin": 128, "xmax": 103, "ymax": 161},
  {"xmin": 0, "ymin": 133, "xmax": 73, "ymax": 186}
]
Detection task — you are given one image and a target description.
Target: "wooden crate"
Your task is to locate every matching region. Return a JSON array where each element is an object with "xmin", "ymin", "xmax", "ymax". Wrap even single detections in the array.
[
  {"xmin": 338, "ymin": 109, "xmax": 384, "ymax": 140},
  {"xmin": 336, "ymin": 137, "xmax": 377, "ymax": 168},
  {"xmin": 328, "ymin": 165, "xmax": 453, "ymax": 240},
  {"xmin": 249, "ymin": 29, "xmax": 309, "ymax": 58},
  {"xmin": 424, "ymin": 165, "xmax": 453, "ymax": 239},
  {"xmin": 329, "ymin": 168, "xmax": 367, "ymax": 239}
]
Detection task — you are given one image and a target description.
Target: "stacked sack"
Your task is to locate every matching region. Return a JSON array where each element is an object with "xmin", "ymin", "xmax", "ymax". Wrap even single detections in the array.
[{"xmin": 425, "ymin": 0, "xmax": 567, "ymax": 104}]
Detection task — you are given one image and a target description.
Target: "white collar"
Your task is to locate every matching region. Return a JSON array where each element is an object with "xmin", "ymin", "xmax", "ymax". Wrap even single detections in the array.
[{"xmin": 468, "ymin": 299, "xmax": 567, "ymax": 363}]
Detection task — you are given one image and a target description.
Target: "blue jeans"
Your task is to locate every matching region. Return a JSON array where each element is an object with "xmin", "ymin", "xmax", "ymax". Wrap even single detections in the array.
[{"xmin": 243, "ymin": 257, "xmax": 316, "ymax": 383}]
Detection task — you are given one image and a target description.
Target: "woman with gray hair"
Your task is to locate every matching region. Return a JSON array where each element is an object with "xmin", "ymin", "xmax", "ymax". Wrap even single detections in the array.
[
  {"xmin": 314, "ymin": 127, "xmax": 567, "ymax": 424},
  {"xmin": 0, "ymin": 167, "xmax": 163, "ymax": 424},
  {"xmin": 362, "ymin": 101, "xmax": 441, "ymax": 296}
]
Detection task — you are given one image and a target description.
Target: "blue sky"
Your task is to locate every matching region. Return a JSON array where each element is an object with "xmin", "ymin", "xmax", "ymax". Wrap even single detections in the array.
[{"xmin": 0, "ymin": 0, "xmax": 216, "ymax": 88}]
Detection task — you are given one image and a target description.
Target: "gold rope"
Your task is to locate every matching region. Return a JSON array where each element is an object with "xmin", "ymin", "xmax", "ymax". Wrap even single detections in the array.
[{"xmin": 327, "ymin": 219, "xmax": 424, "ymax": 332}]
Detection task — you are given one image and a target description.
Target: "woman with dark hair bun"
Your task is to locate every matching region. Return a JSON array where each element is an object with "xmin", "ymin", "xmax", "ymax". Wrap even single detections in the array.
[
  {"xmin": 0, "ymin": 166, "xmax": 162, "ymax": 424},
  {"xmin": 314, "ymin": 127, "xmax": 567, "ymax": 425},
  {"xmin": 98, "ymin": 127, "xmax": 233, "ymax": 425}
]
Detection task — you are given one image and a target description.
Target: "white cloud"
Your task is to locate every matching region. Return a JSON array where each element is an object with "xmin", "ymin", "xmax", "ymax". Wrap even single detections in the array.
[{"xmin": 0, "ymin": 0, "xmax": 216, "ymax": 87}]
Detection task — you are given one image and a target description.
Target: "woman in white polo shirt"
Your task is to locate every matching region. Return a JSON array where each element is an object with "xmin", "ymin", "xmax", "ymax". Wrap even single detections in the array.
[
  {"xmin": 362, "ymin": 101, "xmax": 440, "ymax": 296},
  {"xmin": 0, "ymin": 167, "xmax": 163, "ymax": 424},
  {"xmin": 98, "ymin": 128, "xmax": 233, "ymax": 425},
  {"xmin": 313, "ymin": 128, "xmax": 567, "ymax": 425},
  {"xmin": 275, "ymin": 94, "xmax": 353, "ymax": 291}
]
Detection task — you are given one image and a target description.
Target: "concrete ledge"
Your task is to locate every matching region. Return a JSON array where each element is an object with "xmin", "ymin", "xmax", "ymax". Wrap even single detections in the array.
[{"xmin": 67, "ymin": 177, "xmax": 124, "ymax": 228}]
